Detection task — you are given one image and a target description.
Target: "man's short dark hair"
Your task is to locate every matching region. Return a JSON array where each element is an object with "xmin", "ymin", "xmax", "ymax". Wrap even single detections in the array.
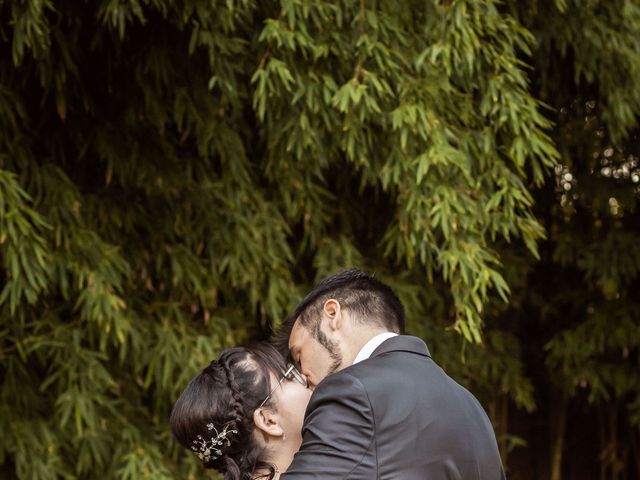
[{"xmin": 274, "ymin": 269, "xmax": 405, "ymax": 356}]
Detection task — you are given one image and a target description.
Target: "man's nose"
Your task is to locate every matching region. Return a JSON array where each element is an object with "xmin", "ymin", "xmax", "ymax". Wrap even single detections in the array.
[{"xmin": 301, "ymin": 370, "xmax": 315, "ymax": 390}]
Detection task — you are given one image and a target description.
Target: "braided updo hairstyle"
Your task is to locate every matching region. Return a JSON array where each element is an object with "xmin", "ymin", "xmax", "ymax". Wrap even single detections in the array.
[{"xmin": 170, "ymin": 343, "xmax": 287, "ymax": 479}]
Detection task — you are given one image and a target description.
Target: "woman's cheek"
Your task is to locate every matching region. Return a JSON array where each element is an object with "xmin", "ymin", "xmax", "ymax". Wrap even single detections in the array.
[{"xmin": 288, "ymin": 386, "xmax": 312, "ymax": 432}]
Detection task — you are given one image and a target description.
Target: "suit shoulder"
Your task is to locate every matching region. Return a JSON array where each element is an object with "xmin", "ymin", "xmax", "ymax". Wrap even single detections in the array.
[{"xmin": 312, "ymin": 368, "xmax": 368, "ymax": 398}]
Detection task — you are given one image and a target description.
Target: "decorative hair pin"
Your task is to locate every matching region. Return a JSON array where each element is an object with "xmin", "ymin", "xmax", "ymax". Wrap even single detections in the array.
[{"xmin": 191, "ymin": 423, "xmax": 238, "ymax": 462}]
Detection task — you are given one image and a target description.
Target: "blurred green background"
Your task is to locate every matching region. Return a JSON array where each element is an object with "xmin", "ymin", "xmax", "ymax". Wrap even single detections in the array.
[{"xmin": 1, "ymin": 1, "xmax": 639, "ymax": 478}]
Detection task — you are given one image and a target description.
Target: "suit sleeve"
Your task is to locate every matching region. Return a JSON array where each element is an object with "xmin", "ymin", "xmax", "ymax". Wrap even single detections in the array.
[{"xmin": 280, "ymin": 372, "xmax": 375, "ymax": 479}]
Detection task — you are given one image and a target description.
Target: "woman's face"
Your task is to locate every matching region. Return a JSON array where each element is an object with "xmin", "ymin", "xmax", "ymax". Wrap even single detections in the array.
[{"xmin": 271, "ymin": 371, "xmax": 312, "ymax": 448}]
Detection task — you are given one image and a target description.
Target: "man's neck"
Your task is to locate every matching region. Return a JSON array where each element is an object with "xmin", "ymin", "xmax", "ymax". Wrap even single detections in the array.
[
  {"xmin": 343, "ymin": 328, "xmax": 393, "ymax": 366},
  {"xmin": 352, "ymin": 331, "xmax": 399, "ymax": 365}
]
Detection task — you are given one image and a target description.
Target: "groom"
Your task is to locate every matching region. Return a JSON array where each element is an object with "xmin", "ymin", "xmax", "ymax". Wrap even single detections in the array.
[{"xmin": 276, "ymin": 269, "xmax": 505, "ymax": 479}]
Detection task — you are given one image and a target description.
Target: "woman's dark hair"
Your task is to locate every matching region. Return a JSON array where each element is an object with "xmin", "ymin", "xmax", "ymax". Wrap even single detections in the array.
[{"xmin": 170, "ymin": 342, "xmax": 287, "ymax": 480}]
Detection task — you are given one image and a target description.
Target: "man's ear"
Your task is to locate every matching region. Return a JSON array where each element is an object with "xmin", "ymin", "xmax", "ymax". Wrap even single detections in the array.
[
  {"xmin": 253, "ymin": 407, "xmax": 284, "ymax": 439},
  {"xmin": 322, "ymin": 299, "xmax": 342, "ymax": 332}
]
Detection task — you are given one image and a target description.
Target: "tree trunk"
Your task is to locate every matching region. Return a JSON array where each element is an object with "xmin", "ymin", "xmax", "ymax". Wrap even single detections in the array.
[
  {"xmin": 599, "ymin": 408, "xmax": 607, "ymax": 480},
  {"xmin": 608, "ymin": 405, "xmax": 621, "ymax": 480},
  {"xmin": 488, "ymin": 395, "xmax": 510, "ymax": 468},
  {"xmin": 598, "ymin": 402, "xmax": 626, "ymax": 480},
  {"xmin": 629, "ymin": 424, "xmax": 640, "ymax": 480},
  {"xmin": 498, "ymin": 394, "xmax": 509, "ymax": 466},
  {"xmin": 549, "ymin": 393, "xmax": 568, "ymax": 480}
]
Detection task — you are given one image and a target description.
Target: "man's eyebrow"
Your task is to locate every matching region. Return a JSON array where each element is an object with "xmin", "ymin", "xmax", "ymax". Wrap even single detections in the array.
[
  {"xmin": 289, "ymin": 347, "xmax": 300, "ymax": 365},
  {"xmin": 284, "ymin": 345, "xmax": 296, "ymax": 361}
]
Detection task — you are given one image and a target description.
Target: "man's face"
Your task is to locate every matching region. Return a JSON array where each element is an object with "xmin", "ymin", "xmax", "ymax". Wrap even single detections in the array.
[{"xmin": 288, "ymin": 317, "xmax": 342, "ymax": 389}]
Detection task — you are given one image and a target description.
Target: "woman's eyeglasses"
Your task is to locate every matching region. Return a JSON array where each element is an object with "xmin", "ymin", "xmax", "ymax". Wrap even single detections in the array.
[{"xmin": 258, "ymin": 364, "xmax": 308, "ymax": 408}]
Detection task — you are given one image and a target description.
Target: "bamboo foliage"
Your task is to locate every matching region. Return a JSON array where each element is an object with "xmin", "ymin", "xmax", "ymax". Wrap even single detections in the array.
[{"xmin": 0, "ymin": 1, "xmax": 639, "ymax": 479}]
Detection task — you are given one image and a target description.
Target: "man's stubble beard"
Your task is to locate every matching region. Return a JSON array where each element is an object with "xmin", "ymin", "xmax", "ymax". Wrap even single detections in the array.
[{"xmin": 312, "ymin": 322, "xmax": 343, "ymax": 376}]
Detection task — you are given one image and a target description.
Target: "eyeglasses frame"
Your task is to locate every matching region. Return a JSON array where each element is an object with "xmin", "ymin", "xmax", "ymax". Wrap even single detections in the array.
[{"xmin": 258, "ymin": 363, "xmax": 307, "ymax": 408}]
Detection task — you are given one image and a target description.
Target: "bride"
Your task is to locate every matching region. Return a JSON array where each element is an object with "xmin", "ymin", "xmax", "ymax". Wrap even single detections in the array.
[{"xmin": 170, "ymin": 343, "xmax": 311, "ymax": 479}]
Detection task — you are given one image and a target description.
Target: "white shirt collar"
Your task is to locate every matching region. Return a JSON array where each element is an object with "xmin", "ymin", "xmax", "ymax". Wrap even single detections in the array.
[{"xmin": 352, "ymin": 332, "xmax": 399, "ymax": 364}]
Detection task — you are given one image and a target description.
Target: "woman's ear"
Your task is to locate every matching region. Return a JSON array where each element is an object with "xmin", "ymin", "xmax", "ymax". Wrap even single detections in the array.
[{"xmin": 253, "ymin": 407, "xmax": 284, "ymax": 439}]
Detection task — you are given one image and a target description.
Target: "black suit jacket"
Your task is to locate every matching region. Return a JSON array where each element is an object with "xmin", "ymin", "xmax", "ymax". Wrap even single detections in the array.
[{"xmin": 280, "ymin": 335, "xmax": 505, "ymax": 479}]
